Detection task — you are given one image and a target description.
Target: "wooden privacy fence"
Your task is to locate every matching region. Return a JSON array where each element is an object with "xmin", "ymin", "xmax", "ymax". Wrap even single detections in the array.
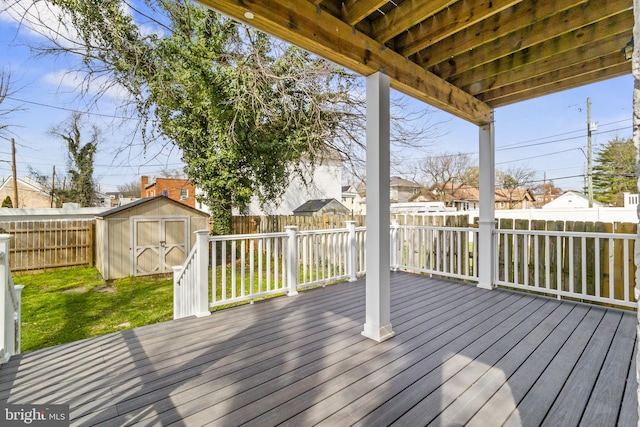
[{"xmin": 0, "ymin": 220, "xmax": 95, "ymax": 272}]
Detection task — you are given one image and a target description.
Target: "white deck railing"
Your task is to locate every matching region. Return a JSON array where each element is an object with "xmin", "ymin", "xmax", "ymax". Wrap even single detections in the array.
[
  {"xmin": 495, "ymin": 228, "xmax": 637, "ymax": 308},
  {"xmin": 173, "ymin": 223, "xmax": 637, "ymax": 318},
  {"xmin": 392, "ymin": 223, "xmax": 479, "ymax": 282},
  {"xmin": 0, "ymin": 234, "xmax": 24, "ymax": 363}
]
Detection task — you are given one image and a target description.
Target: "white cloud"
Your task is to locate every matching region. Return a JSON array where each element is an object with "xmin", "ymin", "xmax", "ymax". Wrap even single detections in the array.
[{"xmin": 0, "ymin": 0, "xmax": 82, "ymax": 47}]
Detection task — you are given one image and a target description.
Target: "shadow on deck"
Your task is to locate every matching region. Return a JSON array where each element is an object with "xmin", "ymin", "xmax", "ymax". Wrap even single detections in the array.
[{"xmin": 0, "ymin": 271, "xmax": 636, "ymax": 426}]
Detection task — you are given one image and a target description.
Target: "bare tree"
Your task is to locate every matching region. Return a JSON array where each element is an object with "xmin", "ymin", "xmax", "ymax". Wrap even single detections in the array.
[
  {"xmin": 0, "ymin": 69, "xmax": 21, "ymax": 136},
  {"xmin": 497, "ymin": 165, "xmax": 536, "ymax": 208},
  {"xmin": 117, "ymin": 180, "xmax": 141, "ymax": 198},
  {"xmin": 419, "ymin": 152, "xmax": 476, "ymax": 202}
]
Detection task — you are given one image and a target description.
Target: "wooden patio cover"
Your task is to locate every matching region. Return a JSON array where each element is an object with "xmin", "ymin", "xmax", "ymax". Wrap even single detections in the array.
[{"xmin": 196, "ymin": 0, "xmax": 632, "ymax": 126}]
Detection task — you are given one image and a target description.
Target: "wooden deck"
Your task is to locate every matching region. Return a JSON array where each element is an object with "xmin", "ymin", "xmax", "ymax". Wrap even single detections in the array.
[{"xmin": 0, "ymin": 272, "xmax": 637, "ymax": 426}]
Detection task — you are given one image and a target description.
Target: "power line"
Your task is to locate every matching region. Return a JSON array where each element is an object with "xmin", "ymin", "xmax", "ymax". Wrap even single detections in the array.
[
  {"xmin": 5, "ymin": 96, "xmax": 139, "ymax": 120},
  {"xmin": 496, "ymin": 148, "xmax": 581, "ymax": 166},
  {"xmin": 496, "ymin": 126, "xmax": 630, "ymax": 152},
  {"xmin": 497, "ymin": 118, "xmax": 630, "ymax": 150}
]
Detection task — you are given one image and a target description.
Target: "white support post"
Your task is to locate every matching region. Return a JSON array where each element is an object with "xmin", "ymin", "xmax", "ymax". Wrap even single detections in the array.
[
  {"xmin": 362, "ymin": 72, "xmax": 395, "ymax": 343},
  {"xmin": 632, "ymin": 0, "xmax": 640, "ymax": 417},
  {"xmin": 391, "ymin": 219, "xmax": 399, "ymax": 271},
  {"xmin": 194, "ymin": 230, "xmax": 211, "ymax": 317},
  {"xmin": 346, "ymin": 221, "xmax": 358, "ymax": 282},
  {"xmin": 478, "ymin": 112, "xmax": 496, "ymax": 290},
  {"xmin": 286, "ymin": 226, "xmax": 299, "ymax": 296}
]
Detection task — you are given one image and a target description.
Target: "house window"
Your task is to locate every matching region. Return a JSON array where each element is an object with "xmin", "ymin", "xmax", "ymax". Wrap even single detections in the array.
[
  {"xmin": 499, "ymin": 201, "xmax": 505, "ymax": 208},
  {"xmin": 180, "ymin": 188, "xmax": 189, "ymax": 200}
]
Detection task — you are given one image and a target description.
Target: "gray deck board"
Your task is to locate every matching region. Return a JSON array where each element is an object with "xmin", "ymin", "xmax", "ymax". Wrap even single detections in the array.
[{"xmin": 0, "ymin": 271, "xmax": 636, "ymax": 427}]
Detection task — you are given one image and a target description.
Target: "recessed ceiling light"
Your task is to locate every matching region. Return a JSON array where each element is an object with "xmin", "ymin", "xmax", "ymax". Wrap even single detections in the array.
[{"xmin": 244, "ymin": 11, "xmax": 255, "ymax": 20}]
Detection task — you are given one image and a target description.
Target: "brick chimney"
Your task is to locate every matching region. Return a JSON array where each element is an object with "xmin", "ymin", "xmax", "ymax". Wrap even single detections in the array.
[{"xmin": 141, "ymin": 176, "xmax": 148, "ymax": 197}]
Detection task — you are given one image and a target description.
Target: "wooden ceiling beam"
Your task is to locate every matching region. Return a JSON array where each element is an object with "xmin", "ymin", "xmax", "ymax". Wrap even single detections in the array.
[
  {"xmin": 196, "ymin": 0, "xmax": 493, "ymax": 125},
  {"xmin": 488, "ymin": 63, "xmax": 630, "ymax": 107},
  {"xmin": 480, "ymin": 54, "xmax": 630, "ymax": 105},
  {"xmin": 414, "ymin": 0, "xmax": 595, "ymax": 69},
  {"xmin": 450, "ymin": 14, "xmax": 632, "ymax": 92},
  {"xmin": 464, "ymin": 33, "xmax": 631, "ymax": 96},
  {"xmin": 395, "ymin": 0, "xmax": 523, "ymax": 57},
  {"xmin": 342, "ymin": 0, "xmax": 387, "ymax": 26},
  {"xmin": 370, "ymin": 0, "xmax": 456, "ymax": 44}
]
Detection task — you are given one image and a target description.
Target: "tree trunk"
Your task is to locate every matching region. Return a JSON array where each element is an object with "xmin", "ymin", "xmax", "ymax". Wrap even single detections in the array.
[{"xmin": 210, "ymin": 202, "xmax": 233, "ymax": 235}]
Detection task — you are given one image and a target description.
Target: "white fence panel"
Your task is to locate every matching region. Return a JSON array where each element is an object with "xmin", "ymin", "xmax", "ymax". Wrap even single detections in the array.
[{"xmin": 495, "ymin": 229, "xmax": 636, "ymax": 308}]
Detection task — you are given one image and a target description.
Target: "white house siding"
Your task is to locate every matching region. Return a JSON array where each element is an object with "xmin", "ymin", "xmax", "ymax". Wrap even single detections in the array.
[{"xmin": 195, "ymin": 158, "xmax": 343, "ymax": 216}]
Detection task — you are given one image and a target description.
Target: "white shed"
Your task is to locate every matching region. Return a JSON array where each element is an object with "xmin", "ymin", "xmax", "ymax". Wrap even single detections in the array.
[{"xmin": 95, "ymin": 196, "xmax": 209, "ymax": 280}]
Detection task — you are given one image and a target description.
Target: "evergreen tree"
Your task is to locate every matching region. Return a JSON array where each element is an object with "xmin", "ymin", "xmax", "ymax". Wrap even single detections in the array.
[{"xmin": 592, "ymin": 137, "xmax": 635, "ymax": 206}]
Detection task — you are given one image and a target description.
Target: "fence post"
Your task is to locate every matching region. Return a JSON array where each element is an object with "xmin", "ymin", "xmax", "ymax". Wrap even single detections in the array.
[
  {"xmin": 194, "ymin": 230, "xmax": 211, "ymax": 317},
  {"xmin": 172, "ymin": 265, "xmax": 184, "ymax": 319},
  {"xmin": 346, "ymin": 221, "xmax": 357, "ymax": 282},
  {"xmin": 13, "ymin": 284, "xmax": 23, "ymax": 354},
  {"xmin": 391, "ymin": 219, "xmax": 399, "ymax": 271},
  {"xmin": 286, "ymin": 226, "xmax": 299, "ymax": 296}
]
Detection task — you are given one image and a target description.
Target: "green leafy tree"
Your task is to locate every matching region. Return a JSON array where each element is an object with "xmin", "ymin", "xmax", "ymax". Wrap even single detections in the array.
[
  {"xmin": 50, "ymin": 113, "xmax": 98, "ymax": 207},
  {"xmin": 15, "ymin": 0, "xmax": 436, "ymax": 234},
  {"xmin": 592, "ymin": 137, "xmax": 635, "ymax": 206}
]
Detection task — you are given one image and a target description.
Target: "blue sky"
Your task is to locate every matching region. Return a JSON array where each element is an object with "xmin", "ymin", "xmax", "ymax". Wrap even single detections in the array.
[{"xmin": 0, "ymin": 1, "xmax": 633, "ymax": 193}]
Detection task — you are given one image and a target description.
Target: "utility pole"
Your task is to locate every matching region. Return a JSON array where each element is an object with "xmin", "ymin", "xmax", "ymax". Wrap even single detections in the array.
[
  {"xmin": 50, "ymin": 165, "xmax": 56, "ymax": 208},
  {"xmin": 586, "ymin": 98, "xmax": 595, "ymax": 208},
  {"xmin": 11, "ymin": 138, "xmax": 18, "ymax": 208},
  {"xmin": 543, "ymin": 171, "xmax": 547, "ymax": 205}
]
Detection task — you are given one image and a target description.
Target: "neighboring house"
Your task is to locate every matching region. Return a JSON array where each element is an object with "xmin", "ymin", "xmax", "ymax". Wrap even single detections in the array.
[
  {"xmin": 410, "ymin": 185, "xmax": 478, "ymax": 211},
  {"xmin": 202, "ymin": 154, "xmax": 343, "ymax": 216},
  {"xmin": 450, "ymin": 186, "xmax": 480, "ymax": 211},
  {"xmin": 0, "ymin": 176, "xmax": 55, "ymax": 208},
  {"xmin": 341, "ymin": 184, "xmax": 366, "ymax": 215},
  {"xmin": 141, "ymin": 176, "xmax": 196, "ymax": 209},
  {"xmin": 93, "ymin": 192, "xmax": 112, "ymax": 208},
  {"xmin": 542, "ymin": 191, "xmax": 603, "ymax": 209},
  {"xmin": 292, "ymin": 198, "xmax": 350, "ymax": 216},
  {"xmin": 105, "ymin": 192, "xmax": 141, "ymax": 208},
  {"xmin": 411, "ymin": 184, "xmax": 536, "ymax": 211},
  {"xmin": 349, "ymin": 176, "xmax": 422, "ymax": 215},
  {"xmin": 390, "ymin": 176, "xmax": 422, "ymax": 203},
  {"xmin": 495, "ymin": 188, "xmax": 536, "ymax": 209}
]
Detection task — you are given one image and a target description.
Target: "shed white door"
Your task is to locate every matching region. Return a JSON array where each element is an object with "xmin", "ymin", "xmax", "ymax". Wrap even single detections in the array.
[{"xmin": 133, "ymin": 218, "xmax": 188, "ymax": 276}]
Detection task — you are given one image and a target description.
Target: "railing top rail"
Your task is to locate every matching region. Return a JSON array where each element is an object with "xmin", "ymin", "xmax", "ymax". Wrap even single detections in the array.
[
  {"xmin": 174, "ymin": 244, "xmax": 198, "ymax": 284},
  {"xmin": 495, "ymin": 229, "xmax": 636, "ymax": 239},
  {"xmin": 298, "ymin": 228, "xmax": 349, "ymax": 236},
  {"xmin": 397, "ymin": 225, "xmax": 478, "ymax": 232},
  {"xmin": 208, "ymin": 232, "xmax": 288, "ymax": 241}
]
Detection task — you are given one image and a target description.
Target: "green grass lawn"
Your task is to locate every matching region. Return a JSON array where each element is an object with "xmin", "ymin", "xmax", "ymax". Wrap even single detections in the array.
[{"xmin": 15, "ymin": 266, "xmax": 173, "ymax": 353}]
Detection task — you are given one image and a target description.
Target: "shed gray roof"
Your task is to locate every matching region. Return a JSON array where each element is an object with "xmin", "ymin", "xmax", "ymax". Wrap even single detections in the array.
[
  {"xmin": 293, "ymin": 198, "xmax": 344, "ymax": 214},
  {"xmin": 96, "ymin": 196, "xmax": 209, "ymax": 218}
]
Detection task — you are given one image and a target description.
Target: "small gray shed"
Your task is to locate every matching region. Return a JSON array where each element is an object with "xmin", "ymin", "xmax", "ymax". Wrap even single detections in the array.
[
  {"xmin": 292, "ymin": 199, "xmax": 350, "ymax": 216},
  {"xmin": 95, "ymin": 196, "xmax": 209, "ymax": 280}
]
